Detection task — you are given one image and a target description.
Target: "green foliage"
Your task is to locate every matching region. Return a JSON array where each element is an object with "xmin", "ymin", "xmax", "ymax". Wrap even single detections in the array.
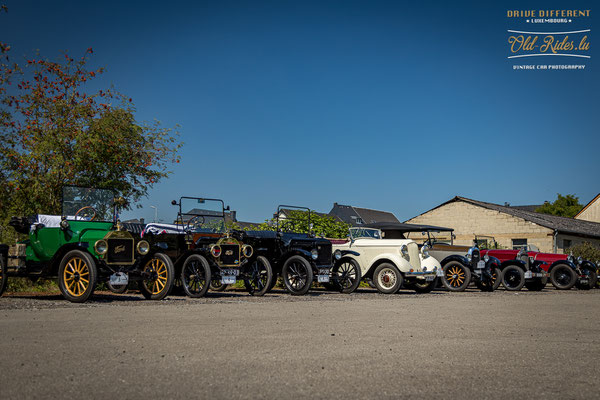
[
  {"xmin": 535, "ymin": 193, "xmax": 583, "ymax": 218},
  {"xmin": 6, "ymin": 278, "xmax": 58, "ymax": 293},
  {"xmin": 565, "ymin": 242, "xmax": 600, "ymax": 263},
  {"xmin": 245, "ymin": 210, "xmax": 350, "ymax": 239}
]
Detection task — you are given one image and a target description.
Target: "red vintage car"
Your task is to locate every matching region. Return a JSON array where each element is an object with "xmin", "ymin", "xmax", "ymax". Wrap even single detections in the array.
[{"xmin": 481, "ymin": 245, "xmax": 597, "ymax": 290}]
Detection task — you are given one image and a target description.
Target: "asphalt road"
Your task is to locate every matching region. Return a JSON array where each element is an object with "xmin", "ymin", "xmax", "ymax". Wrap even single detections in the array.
[{"xmin": 1, "ymin": 287, "xmax": 599, "ymax": 400}]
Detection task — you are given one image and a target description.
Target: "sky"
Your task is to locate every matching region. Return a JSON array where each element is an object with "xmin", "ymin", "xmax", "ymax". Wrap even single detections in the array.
[{"xmin": 1, "ymin": 0, "xmax": 597, "ymax": 223}]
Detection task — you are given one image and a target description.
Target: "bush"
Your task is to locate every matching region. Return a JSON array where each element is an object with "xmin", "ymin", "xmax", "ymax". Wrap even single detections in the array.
[{"xmin": 565, "ymin": 242, "xmax": 600, "ymax": 263}]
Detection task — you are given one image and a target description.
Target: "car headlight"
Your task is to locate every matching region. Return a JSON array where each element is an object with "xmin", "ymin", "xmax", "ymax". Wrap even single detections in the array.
[
  {"xmin": 577, "ymin": 256, "xmax": 583, "ymax": 265},
  {"xmin": 60, "ymin": 219, "xmax": 70, "ymax": 230},
  {"xmin": 466, "ymin": 253, "xmax": 472, "ymax": 262},
  {"xmin": 568, "ymin": 255, "xmax": 574, "ymax": 263},
  {"xmin": 94, "ymin": 240, "xmax": 108, "ymax": 255},
  {"xmin": 311, "ymin": 249, "xmax": 319, "ymax": 260},
  {"xmin": 211, "ymin": 245, "xmax": 221, "ymax": 258},
  {"xmin": 421, "ymin": 244, "xmax": 430, "ymax": 258},
  {"xmin": 400, "ymin": 245, "xmax": 409, "ymax": 258},
  {"xmin": 423, "ymin": 266, "xmax": 428, "ymax": 272},
  {"xmin": 334, "ymin": 250, "xmax": 342, "ymax": 260},
  {"xmin": 136, "ymin": 240, "xmax": 150, "ymax": 255},
  {"xmin": 242, "ymin": 244, "xmax": 253, "ymax": 258},
  {"xmin": 433, "ymin": 266, "xmax": 437, "ymax": 272},
  {"xmin": 484, "ymin": 254, "xmax": 490, "ymax": 262}
]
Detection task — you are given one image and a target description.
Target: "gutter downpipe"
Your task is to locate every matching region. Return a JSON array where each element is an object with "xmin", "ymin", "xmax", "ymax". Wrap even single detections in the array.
[{"xmin": 553, "ymin": 230, "xmax": 558, "ymax": 253}]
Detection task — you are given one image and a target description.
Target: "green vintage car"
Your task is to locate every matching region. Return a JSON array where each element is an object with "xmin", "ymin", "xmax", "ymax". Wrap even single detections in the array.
[{"xmin": 0, "ymin": 186, "xmax": 174, "ymax": 302}]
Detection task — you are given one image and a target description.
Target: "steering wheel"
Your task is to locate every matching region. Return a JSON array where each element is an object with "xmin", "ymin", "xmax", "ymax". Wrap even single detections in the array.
[
  {"xmin": 74, "ymin": 206, "xmax": 97, "ymax": 221},
  {"xmin": 186, "ymin": 215, "xmax": 205, "ymax": 232}
]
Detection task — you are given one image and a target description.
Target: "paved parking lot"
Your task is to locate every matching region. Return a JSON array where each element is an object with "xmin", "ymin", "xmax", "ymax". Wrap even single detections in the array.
[{"xmin": 1, "ymin": 287, "xmax": 599, "ymax": 399}]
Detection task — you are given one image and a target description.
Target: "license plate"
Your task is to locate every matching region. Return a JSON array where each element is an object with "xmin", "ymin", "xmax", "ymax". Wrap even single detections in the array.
[
  {"xmin": 425, "ymin": 275, "xmax": 435, "ymax": 281},
  {"xmin": 221, "ymin": 276, "xmax": 236, "ymax": 285},
  {"xmin": 580, "ymin": 279, "xmax": 589, "ymax": 284},
  {"xmin": 221, "ymin": 269, "xmax": 240, "ymax": 276},
  {"xmin": 318, "ymin": 275, "xmax": 329, "ymax": 283},
  {"xmin": 524, "ymin": 271, "xmax": 532, "ymax": 279},
  {"xmin": 109, "ymin": 272, "xmax": 128, "ymax": 286},
  {"xmin": 318, "ymin": 268, "xmax": 330, "ymax": 275},
  {"xmin": 476, "ymin": 261, "xmax": 485, "ymax": 269}
]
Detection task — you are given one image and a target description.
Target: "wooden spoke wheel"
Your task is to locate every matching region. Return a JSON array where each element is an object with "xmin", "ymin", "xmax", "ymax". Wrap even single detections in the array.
[
  {"xmin": 441, "ymin": 261, "xmax": 471, "ymax": 292},
  {"xmin": 282, "ymin": 256, "xmax": 313, "ymax": 296},
  {"xmin": 332, "ymin": 259, "xmax": 361, "ymax": 294},
  {"xmin": 58, "ymin": 250, "xmax": 97, "ymax": 303},
  {"xmin": 181, "ymin": 254, "xmax": 211, "ymax": 298},
  {"xmin": 244, "ymin": 255, "xmax": 273, "ymax": 296},
  {"xmin": 139, "ymin": 253, "xmax": 174, "ymax": 300}
]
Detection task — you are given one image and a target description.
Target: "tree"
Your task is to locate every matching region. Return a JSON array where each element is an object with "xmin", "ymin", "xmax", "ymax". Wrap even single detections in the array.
[
  {"xmin": 535, "ymin": 194, "xmax": 583, "ymax": 218},
  {"xmin": 0, "ymin": 44, "xmax": 182, "ymax": 238},
  {"xmin": 250, "ymin": 210, "xmax": 350, "ymax": 238},
  {"xmin": 565, "ymin": 242, "xmax": 600, "ymax": 263}
]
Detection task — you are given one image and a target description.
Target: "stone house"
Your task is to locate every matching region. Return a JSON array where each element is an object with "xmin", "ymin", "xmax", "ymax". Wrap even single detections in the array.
[{"xmin": 575, "ymin": 193, "xmax": 600, "ymax": 223}]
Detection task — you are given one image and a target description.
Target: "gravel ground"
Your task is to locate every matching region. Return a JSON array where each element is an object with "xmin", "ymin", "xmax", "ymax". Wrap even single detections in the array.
[{"xmin": 0, "ymin": 287, "xmax": 599, "ymax": 400}]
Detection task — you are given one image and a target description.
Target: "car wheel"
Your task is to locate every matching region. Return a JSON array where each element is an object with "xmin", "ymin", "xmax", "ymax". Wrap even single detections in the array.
[
  {"xmin": 210, "ymin": 281, "xmax": 228, "ymax": 292},
  {"xmin": 58, "ymin": 250, "xmax": 98, "ymax": 303},
  {"xmin": 0, "ymin": 255, "xmax": 7, "ymax": 296},
  {"xmin": 244, "ymin": 255, "xmax": 273, "ymax": 296},
  {"xmin": 409, "ymin": 277, "xmax": 438, "ymax": 294},
  {"xmin": 139, "ymin": 253, "xmax": 175, "ymax": 300},
  {"xmin": 525, "ymin": 277, "xmax": 547, "ymax": 291},
  {"xmin": 492, "ymin": 267, "xmax": 502, "ymax": 290},
  {"xmin": 282, "ymin": 256, "xmax": 313, "ymax": 296},
  {"xmin": 333, "ymin": 258, "xmax": 361, "ymax": 294},
  {"xmin": 373, "ymin": 263, "xmax": 403, "ymax": 294},
  {"xmin": 576, "ymin": 265, "xmax": 597, "ymax": 290},
  {"xmin": 502, "ymin": 265, "xmax": 525, "ymax": 291},
  {"xmin": 106, "ymin": 281, "xmax": 128, "ymax": 294},
  {"xmin": 550, "ymin": 264, "xmax": 577, "ymax": 290},
  {"xmin": 267, "ymin": 273, "xmax": 279, "ymax": 292},
  {"xmin": 442, "ymin": 261, "xmax": 471, "ymax": 292},
  {"xmin": 180, "ymin": 254, "xmax": 211, "ymax": 298}
]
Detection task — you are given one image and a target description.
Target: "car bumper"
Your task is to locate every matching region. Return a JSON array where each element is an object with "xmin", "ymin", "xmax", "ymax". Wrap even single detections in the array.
[
  {"xmin": 525, "ymin": 271, "xmax": 547, "ymax": 279},
  {"xmin": 405, "ymin": 271, "xmax": 438, "ymax": 280}
]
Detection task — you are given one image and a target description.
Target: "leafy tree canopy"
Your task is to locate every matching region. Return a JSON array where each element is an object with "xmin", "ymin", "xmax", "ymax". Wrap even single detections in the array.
[
  {"xmin": 535, "ymin": 193, "xmax": 583, "ymax": 218},
  {"xmin": 247, "ymin": 210, "xmax": 350, "ymax": 239}
]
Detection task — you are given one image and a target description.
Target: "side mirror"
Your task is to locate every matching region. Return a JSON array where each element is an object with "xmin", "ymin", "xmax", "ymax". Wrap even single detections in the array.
[{"xmin": 171, "ymin": 200, "xmax": 177, "ymax": 206}]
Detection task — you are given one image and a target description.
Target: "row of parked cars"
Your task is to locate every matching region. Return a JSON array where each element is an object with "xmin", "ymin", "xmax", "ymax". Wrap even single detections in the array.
[{"xmin": 0, "ymin": 186, "xmax": 597, "ymax": 303}]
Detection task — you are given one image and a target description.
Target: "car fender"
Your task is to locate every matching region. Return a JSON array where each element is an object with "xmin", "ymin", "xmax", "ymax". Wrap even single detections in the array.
[
  {"xmin": 49, "ymin": 243, "xmax": 97, "ymax": 275},
  {"xmin": 367, "ymin": 253, "xmax": 411, "ymax": 275},
  {"xmin": 580, "ymin": 260, "xmax": 596, "ymax": 271},
  {"xmin": 548, "ymin": 259, "xmax": 576, "ymax": 272},
  {"xmin": 440, "ymin": 254, "xmax": 469, "ymax": 269},
  {"xmin": 421, "ymin": 256, "xmax": 441, "ymax": 271},
  {"xmin": 340, "ymin": 250, "xmax": 360, "ymax": 257},
  {"xmin": 500, "ymin": 259, "xmax": 526, "ymax": 271},
  {"xmin": 278, "ymin": 249, "xmax": 313, "ymax": 268},
  {"xmin": 486, "ymin": 256, "xmax": 501, "ymax": 269}
]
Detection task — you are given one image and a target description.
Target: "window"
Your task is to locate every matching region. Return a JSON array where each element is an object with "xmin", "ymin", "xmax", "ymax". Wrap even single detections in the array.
[
  {"xmin": 563, "ymin": 239, "xmax": 572, "ymax": 249},
  {"xmin": 512, "ymin": 238, "xmax": 527, "ymax": 250},
  {"xmin": 351, "ymin": 216, "xmax": 364, "ymax": 225}
]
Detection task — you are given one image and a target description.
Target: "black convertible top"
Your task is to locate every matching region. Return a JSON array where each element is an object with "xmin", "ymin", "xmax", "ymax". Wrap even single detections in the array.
[{"xmin": 362, "ymin": 222, "xmax": 454, "ymax": 233}]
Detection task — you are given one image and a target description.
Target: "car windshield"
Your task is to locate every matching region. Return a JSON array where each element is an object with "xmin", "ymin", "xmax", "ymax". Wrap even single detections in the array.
[
  {"xmin": 527, "ymin": 244, "xmax": 540, "ymax": 252},
  {"xmin": 350, "ymin": 228, "xmax": 381, "ymax": 240},
  {"xmin": 179, "ymin": 197, "xmax": 226, "ymax": 233},
  {"xmin": 62, "ymin": 186, "xmax": 115, "ymax": 222}
]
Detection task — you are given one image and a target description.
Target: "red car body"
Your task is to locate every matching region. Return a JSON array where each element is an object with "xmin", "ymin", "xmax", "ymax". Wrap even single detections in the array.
[{"xmin": 480, "ymin": 249, "xmax": 568, "ymax": 273}]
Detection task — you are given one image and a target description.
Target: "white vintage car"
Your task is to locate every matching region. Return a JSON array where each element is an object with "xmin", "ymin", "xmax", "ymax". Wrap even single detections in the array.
[{"xmin": 330, "ymin": 226, "xmax": 442, "ymax": 294}]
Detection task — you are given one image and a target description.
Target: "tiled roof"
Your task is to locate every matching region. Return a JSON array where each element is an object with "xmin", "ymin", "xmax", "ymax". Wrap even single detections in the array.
[{"xmin": 329, "ymin": 203, "xmax": 399, "ymax": 226}]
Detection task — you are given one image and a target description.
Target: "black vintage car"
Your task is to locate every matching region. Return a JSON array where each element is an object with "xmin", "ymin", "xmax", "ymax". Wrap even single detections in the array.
[
  {"xmin": 141, "ymin": 197, "xmax": 272, "ymax": 297},
  {"xmin": 244, "ymin": 206, "xmax": 337, "ymax": 296}
]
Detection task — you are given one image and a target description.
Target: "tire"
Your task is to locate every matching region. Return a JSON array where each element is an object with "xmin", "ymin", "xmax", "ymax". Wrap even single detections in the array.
[
  {"xmin": 475, "ymin": 275, "xmax": 494, "ymax": 292},
  {"xmin": 58, "ymin": 250, "xmax": 97, "ymax": 303},
  {"xmin": 267, "ymin": 273, "xmax": 279, "ymax": 292},
  {"xmin": 210, "ymin": 281, "xmax": 228, "ymax": 292},
  {"xmin": 492, "ymin": 267, "xmax": 502, "ymax": 290},
  {"xmin": 244, "ymin": 255, "xmax": 273, "ymax": 296},
  {"xmin": 550, "ymin": 264, "xmax": 577, "ymax": 290},
  {"xmin": 576, "ymin": 265, "xmax": 597, "ymax": 290},
  {"xmin": 282, "ymin": 256, "xmax": 313, "ymax": 295},
  {"xmin": 180, "ymin": 254, "xmax": 211, "ymax": 298},
  {"xmin": 139, "ymin": 253, "xmax": 175, "ymax": 300},
  {"xmin": 373, "ymin": 263, "xmax": 403, "ymax": 294},
  {"xmin": 332, "ymin": 258, "xmax": 361, "ymax": 294},
  {"xmin": 441, "ymin": 261, "xmax": 471, "ymax": 292},
  {"xmin": 502, "ymin": 265, "xmax": 525, "ymax": 291},
  {"xmin": 0, "ymin": 254, "xmax": 8, "ymax": 296},
  {"xmin": 106, "ymin": 281, "xmax": 128, "ymax": 294},
  {"xmin": 366, "ymin": 278, "xmax": 377, "ymax": 289},
  {"xmin": 525, "ymin": 277, "xmax": 547, "ymax": 291},
  {"xmin": 409, "ymin": 277, "xmax": 438, "ymax": 294}
]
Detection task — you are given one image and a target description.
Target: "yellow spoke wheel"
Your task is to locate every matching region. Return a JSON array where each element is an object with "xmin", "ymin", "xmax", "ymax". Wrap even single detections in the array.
[
  {"xmin": 442, "ymin": 262, "xmax": 471, "ymax": 292},
  {"xmin": 139, "ymin": 254, "xmax": 174, "ymax": 300},
  {"xmin": 58, "ymin": 250, "xmax": 97, "ymax": 303}
]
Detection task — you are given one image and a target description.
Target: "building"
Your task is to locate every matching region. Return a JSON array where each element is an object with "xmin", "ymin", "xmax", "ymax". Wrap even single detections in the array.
[
  {"xmin": 405, "ymin": 196, "xmax": 600, "ymax": 253},
  {"xmin": 575, "ymin": 193, "xmax": 600, "ymax": 223},
  {"xmin": 329, "ymin": 203, "xmax": 399, "ymax": 226}
]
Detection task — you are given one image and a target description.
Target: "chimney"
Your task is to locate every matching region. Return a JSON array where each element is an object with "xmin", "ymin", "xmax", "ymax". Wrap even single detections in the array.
[
  {"xmin": 334, "ymin": 202, "xmax": 338, "ymax": 207},
  {"xmin": 504, "ymin": 202, "xmax": 510, "ymax": 207},
  {"xmin": 140, "ymin": 218, "xmax": 145, "ymax": 225}
]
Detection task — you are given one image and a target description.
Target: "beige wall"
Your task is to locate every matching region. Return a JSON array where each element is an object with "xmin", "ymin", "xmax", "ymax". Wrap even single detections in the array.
[
  {"xmin": 406, "ymin": 201, "xmax": 555, "ymax": 252},
  {"xmin": 576, "ymin": 196, "xmax": 600, "ymax": 223},
  {"xmin": 556, "ymin": 234, "xmax": 600, "ymax": 253}
]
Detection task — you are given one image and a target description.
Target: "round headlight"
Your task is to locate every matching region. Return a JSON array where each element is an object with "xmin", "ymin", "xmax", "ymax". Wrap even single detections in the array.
[
  {"xmin": 577, "ymin": 256, "xmax": 583, "ymax": 265},
  {"xmin": 136, "ymin": 240, "xmax": 150, "ymax": 255},
  {"xmin": 423, "ymin": 266, "xmax": 428, "ymax": 272},
  {"xmin": 211, "ymin": 245, "xmax": 221, "ymax": 258},
  {"xmin": 400, "ymin": 245, "xmax": 409, "ymax": 258},
  {"xmin": 242, "ymin": 244, "xmax": 253, "ymax": 258},
  {"xmin": 94, "ymin": 240, "xmax": 108, "ymax": 255},
  {"xmin": 421, "ymin": 244, "xmax": 430, "ymax": 258},
  {"xmin": 334, "ymin": 250, "xmax": 342, "ymax": 260},
  {"xmin": 311, "ymin": 249, "xmax": 319, "ymax": 260},
  {"xmin": 433, "ymin": 266, "xmax": 437, "ymax": 272},
  {"xmin": 484, "ymin": 254, "xmax": 490, "ymax": 262},
  {"xmin": 466, "ymin": 253, "xmax": 472, "ymax": 262},
  {"xmin": 568, "ymin": 255, "xmax": 574, "ymax": 263},
  {"xmin": 60, "ymin": 219, "xmax": 70, "ymax": 230}
]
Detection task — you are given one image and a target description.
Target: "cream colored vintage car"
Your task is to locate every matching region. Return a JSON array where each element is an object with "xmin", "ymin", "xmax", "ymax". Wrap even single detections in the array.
[{"xmin": 331, "ymin": 225, "xmax": 442, "ymax": 294}]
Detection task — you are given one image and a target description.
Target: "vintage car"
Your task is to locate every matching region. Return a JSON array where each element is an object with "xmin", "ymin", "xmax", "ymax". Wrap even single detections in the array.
[
  {"xmin": 243, "ymin": 206, "xmax": 335, "ymax": 296},
  {"xmin": 330, "ymin": 224, "xmax": 441, "ymax": 294},
  {"xmin": 141, "ymin": 197, "xmax": 273, "ymax": 297},
  {"xmin": 482, "ymin": 245, "xmax": 597, "ymax": 290},
  {"xmin": 402, "ymin": 224, "xmax": 501, "ymax": 291},
  {"xmin": 0, "ymin": 186, "xmax": 174, "ymax": 302}
]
